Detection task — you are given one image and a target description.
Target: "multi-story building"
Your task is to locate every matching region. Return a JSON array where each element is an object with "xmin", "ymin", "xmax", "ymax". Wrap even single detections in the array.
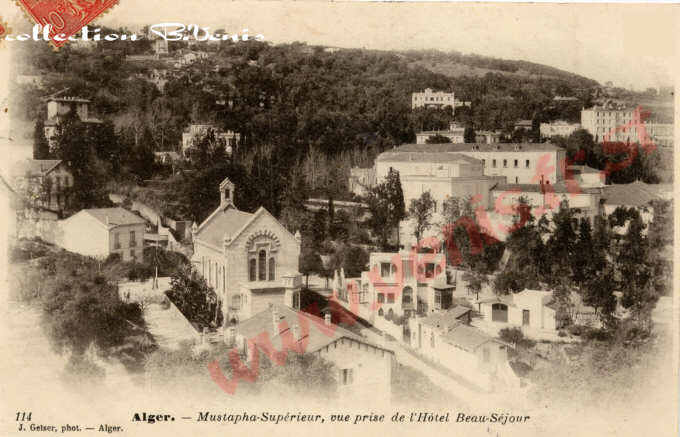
[
  {"xmin": 539, "ymin": 120, "xmax": 581, "ymax": 139},
  {"xmin": 191, "ymin": 177, "xmax": 302, "ymax": 324},
  {"xmin": 10, "ymin": 159, "xmax": 74, "ymax": 213},
  {"xmin": 411, "ymin": 88, "xmax": 457, "ymax": 109},
  {"xmin": 382, "ymin": 142, "xmax": 567, "ymax": 186},
  {"xmin": 182, "ymin": 124, "xmax": 240, "ymax": 156},
  {"xmin": 56, "ymin": 207, "xmax": 146, "ymax": 262},
  {"xmin": 43, "ymin": 97, "xmax": 102, "ymax": 145}
]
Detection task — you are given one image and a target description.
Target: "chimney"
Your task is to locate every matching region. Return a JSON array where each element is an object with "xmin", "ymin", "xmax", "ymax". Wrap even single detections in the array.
[{"xmin": 324, "ymin": 313, "xmax": 331, "ymax": 327}]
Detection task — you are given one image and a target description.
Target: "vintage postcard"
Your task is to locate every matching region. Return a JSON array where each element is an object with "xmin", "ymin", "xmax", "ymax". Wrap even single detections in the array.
[{"xmin": 0, "ymin": 1, "xmax": 677, "ymax": 436}]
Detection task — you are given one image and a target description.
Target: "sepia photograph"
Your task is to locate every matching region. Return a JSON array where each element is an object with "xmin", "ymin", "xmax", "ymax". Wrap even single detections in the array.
[{"xmin": 0, "ymin": 2, "xmax": 676, "ymax": 436}]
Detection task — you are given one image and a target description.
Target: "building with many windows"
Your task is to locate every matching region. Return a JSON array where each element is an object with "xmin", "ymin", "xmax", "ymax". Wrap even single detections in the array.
[
  {"xmin": 411, "ymin": 88, "xmax": 470, "ymax": 110},
  {"xmin": 191, "ymin": 178, "xmax": 302, "ymax": 324},
  {"xmin": 579, "ymin": 105, "xmax": 667, "ymax": 144},
  {"xmin": 43, "ymin": 97, "xmax": 102, "ymax": 146},
  {"xmin": 380, "ymin": 142, "xmax": 566, "ymax": 187}
]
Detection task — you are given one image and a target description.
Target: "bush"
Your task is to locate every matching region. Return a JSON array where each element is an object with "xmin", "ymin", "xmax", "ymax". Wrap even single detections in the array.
[{"xmin": 558, "ymin": 330, "xmax": 567, "ymax": 337}]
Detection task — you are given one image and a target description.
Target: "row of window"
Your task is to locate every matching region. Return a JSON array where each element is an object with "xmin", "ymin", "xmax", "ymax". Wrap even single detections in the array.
[
  {"xmin": 378, "ymin": 262, "xmax": 439, "ymax": 279},
  {"xmin": 113, "ymin": 231, "xmax": 137, "ymax": 250},
  {"xmin": 482, "ymin": 158, "xmax": 531, "ymax": 169}
]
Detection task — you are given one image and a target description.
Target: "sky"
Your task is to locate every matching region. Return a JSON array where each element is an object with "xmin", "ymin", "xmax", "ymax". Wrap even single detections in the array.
[{"xmin": 2, "ymin": 1, "xmax": 678, "ymax": 88}]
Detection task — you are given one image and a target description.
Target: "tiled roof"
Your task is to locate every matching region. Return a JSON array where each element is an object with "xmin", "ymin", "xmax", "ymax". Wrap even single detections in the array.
[
  {"xmin": 195, "ymin": 206, "xmax": 254, "ymax": 248},
  {"xmin": 442, "ymin": 323, "xmax": 496, "ymax": 351},
  {"xmin": 388, "ymin": 142, "xmax": 563, "ymax": 154},
  {"xmin": 83, "ymin": 207, "xmax": 146, "ymax": 226},
  {"xmin": 10, "ymin": 159, "xmax": 63, "ymax": 177},
  {"xmin": 493, "ymin": 181, "xmax": 600, "ymax": 195},
  {"xmin": 419, "ymin": 306, "xmax": 471, "ymax": 330},
  {"xmin": 236, "ymin": 303, "xmax": 391, "ymax": 354},
  {"xmin": 377, "ymin": 151, "xmax": 481, "ymax": 164},
  {"xmin": 601, "ymin": 181, "xmax": 668, "ymax": 207}
]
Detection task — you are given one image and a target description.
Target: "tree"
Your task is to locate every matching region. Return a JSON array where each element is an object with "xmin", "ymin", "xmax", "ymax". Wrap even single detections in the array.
[
  {"xmin": 425, "ymin": 134, "xmax": 451, "ymax": 144},
  {"xmin": 365, "ymin": 168, "xmax": 405, "ymax": 250},
  {"xmin": 299, "ymin": 248, "xmax": 323, "ymax": 288},
  {"xmin": 464, "ymin": 126, "xmax": 476, "ymax": 143},
  {"xmin": 33, "ymin": 118, "xmax": 50, "ymax": 159},
  {"xmin": 408, "ymin": 191, "xmax": 435, "ymax": 243}
]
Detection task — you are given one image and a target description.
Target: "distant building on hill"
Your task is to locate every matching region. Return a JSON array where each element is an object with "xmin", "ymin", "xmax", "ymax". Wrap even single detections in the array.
[
  {"xmin": 539, "ymin": 120, "xmax": 581, "ymax": 139},
  {"xmin": 411, "ymin": 88, "xmax": 471, "ymax": 110},
  {"xmin": 43, "ymin": 97, "xmax": 102, "ymax": 147},
  {"xmin": 10, "ymin": 159, "xmax": 73, "ymax": 213},
  {"xmin": 415, "ymin": 122, "xmax": 465, "ymax": 144},
  {"xmin": 182, "ymin": 124, "xmax": 241, "ymax": 156}
]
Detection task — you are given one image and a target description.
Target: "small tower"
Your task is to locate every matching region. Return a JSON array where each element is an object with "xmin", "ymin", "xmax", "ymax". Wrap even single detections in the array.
[{"xmin": 219, "ymin": 177, "xmax": 235, "ymax": 209}]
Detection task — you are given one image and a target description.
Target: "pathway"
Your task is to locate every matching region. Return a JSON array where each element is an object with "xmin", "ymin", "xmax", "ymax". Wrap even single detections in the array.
[{"xmin": 119, "ymin": 278, "xmax": 200, "ymax": 350}]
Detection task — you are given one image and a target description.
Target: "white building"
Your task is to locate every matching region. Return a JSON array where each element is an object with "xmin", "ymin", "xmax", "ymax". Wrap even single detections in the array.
[
  {"xmin": 539, "ymin": 121, "xmax": 581, "ymax": 139},
  {"xmin": 191, "ymin": 178, "xmax": 302, "ymax": 324},
  {"xmin": 415, "ymin": 122, "xmax": 465, "ymax": 144},
  {"xmin": 476, "ymin": 289, "xmax": 558, "ymax": 332},
  {"xmin": 56, "ymin": 207, "xmax": 146, "ymax": 262},
  {"xmin": 235, "ymin": 303, "xmax": 395, "ymax": 404},
  {"xmin": 381, "ymin": 142, "xmax": 567, "ymax": 186},
  {"xmin": 411, "ymin": 88, "xmax": 457, "ymax": 109}
]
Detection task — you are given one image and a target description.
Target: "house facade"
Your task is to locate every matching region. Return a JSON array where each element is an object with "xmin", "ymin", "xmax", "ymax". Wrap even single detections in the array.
[
  {"xmin": 56, "ymin": 207, "xmax": 146, "ymax": 261},
  {"xmin": 192, "ymin": 178, "xmax": 302, "ymax": 324},
  {"xmin": 10, "ymin": 159, "xmax": 74, "ymax": 213},
  {"xmin": 235, "ymin": 304, "xmax": 395, "ymax": 404},
  {"xmin": 409, "ymin": 309, "xmax": 515, "ymax": 391},
  {"xmin": 477, "ymin": 289, "xmax": 557, "ymax": 332}
]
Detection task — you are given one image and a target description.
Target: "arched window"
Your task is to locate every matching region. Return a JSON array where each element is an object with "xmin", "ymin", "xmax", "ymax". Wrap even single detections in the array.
[
  {"xmin": 402, "ymin": 286, "xmax": 413, "ymax": 304},
  {"xmin": 258, "ymin": 250, "xmax": 266, "ymax": 281},
  {"xmin": 249, "ymin": 259, "xmax": 256, "ymax": 281},
  {"xmin": 268, "ymin": 258, "xmax": 275, "ymax": 281},
  {"xmin": 378, "ymin": 308, "xmax": 384, "ymax": 317}
]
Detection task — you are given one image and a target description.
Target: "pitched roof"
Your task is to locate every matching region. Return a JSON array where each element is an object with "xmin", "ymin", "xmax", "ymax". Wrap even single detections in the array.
[
  {"xmin": 387, "ymin": 142, "xmax": 562, "ymax": 155},
  {"xmin": 377, "ymin": 150, "xmax": 481, "ymax": 164},
  {"xmin": 419, "ymin": 306, "xmax": 471, "ymax": 331},
  {"xmin": 236, "ymin": 303, "xmax": 391, "ymax": 354},
  {"xmin": 601, "ymin": 181, "xmax": 668, "ymax": 207},
  {"xmin": 441, "ymin": 323, "xmax": 497, "ymax": 352},
  {"xmin": 82, "ymin": 207, "xmax": 146, "ymax": 227},
  {"xmin": 195, "ymin": 206, "xmax": 254, "ymax": 248},
  {"xmin": 10, "ymin": 159, "xmax": 63, "ymax": 177}
]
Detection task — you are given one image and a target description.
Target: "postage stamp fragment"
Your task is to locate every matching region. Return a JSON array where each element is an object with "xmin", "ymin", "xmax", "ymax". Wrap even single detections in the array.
[{"xmin": 15, "ymin": 0, "xmax": 119, "ymax": 48}]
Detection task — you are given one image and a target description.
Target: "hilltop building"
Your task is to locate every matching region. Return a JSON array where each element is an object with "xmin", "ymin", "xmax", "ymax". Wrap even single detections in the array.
[
  {"xmin": 191, "ymin": 178, "xmax": 303, "ymax": 324},
  {"xmin": 411, "ymin": 88, "xmax": 470, "ymax": 110}
]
